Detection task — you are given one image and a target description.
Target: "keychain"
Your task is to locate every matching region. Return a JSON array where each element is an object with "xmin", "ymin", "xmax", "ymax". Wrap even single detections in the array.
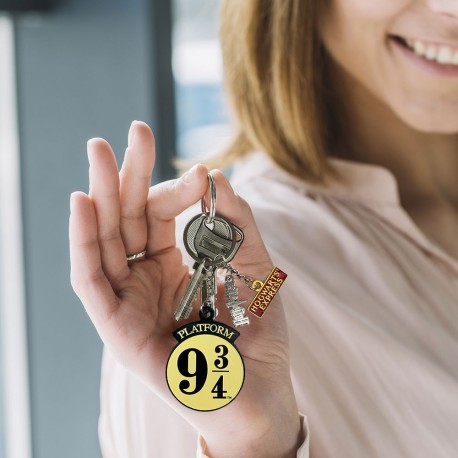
[
  {"xmin": 166, "ymin": 174, "xmax": 287, "ymax": 411},
  {"xmin": 166, "ymin": 305, "xmax": 245, "ymax": 411}
]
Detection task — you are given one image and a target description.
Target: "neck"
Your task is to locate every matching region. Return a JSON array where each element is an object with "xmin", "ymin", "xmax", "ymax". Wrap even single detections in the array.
[
  {"xmin": 329, "ymin": 63, "xmax": 458, "ymax": 211},
  {"xmin": 327, "ymin": 60, "xmax": 458, "ymax": 258}
]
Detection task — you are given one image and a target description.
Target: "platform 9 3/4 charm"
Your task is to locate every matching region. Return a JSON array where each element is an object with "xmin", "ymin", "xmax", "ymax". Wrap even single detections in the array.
[{"xmin": 166, "ymin": 307, "xmax": 245, "ymax": 411}]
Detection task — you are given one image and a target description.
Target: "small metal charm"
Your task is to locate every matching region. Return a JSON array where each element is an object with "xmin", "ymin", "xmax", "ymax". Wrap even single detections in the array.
[
  {"xmin": 247, "ymin": 267, "xmax": 288, "ymax": 318},
  {"xmin": 224, "ymin": 273, "xmax": 250, "ymax": 327},
  {"xmin": 225, "ymin": 264, "xmax": 288, "ymax": 318},
  {"xmin": 201, "ymin": 265, "xmax": 218, "ymax": 318}
]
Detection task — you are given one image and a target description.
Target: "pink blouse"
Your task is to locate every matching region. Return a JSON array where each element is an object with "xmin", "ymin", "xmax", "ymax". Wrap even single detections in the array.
[{"xmin": 99, "ymin": 152, "xmax": 458, "ymax": 457}]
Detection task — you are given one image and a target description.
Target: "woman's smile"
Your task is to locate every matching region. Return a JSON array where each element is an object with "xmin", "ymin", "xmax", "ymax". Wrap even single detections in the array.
[
  {"xmin": 389, "ymin": 34, "xmax": 458, "ymax": 77},
  {"xmin": 318, "ymin": 0, "xmax": 458, "ymax": 132}
]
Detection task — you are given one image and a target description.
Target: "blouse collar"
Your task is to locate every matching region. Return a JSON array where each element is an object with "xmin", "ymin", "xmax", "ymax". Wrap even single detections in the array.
[
  {"xmin": 231, "ymin": 152, "xmax": 458, "ymax": 275},
  {"xmin": 233, "ymin": 151, "xmax": 399, "ymax": 206}
]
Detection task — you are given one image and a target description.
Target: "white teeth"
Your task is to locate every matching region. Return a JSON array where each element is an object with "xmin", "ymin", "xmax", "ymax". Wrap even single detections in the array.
[
  {"xmin": 437, "ymin": 46, "xmax": 452, "ymax": 63},
  {"xmin": 402, "ymin": 37, "xmax": 458, "ymax": 66},
  {"xmin": 405, "ymin": 38, "xmax": 414, "ymax": 48},
  {"xmin": 425, "ymin": 45, "xmax": 437, "ymax": 60},
  {"xmin": 413, "ymin": 41, "xmax": 425, "ymax": 55}
]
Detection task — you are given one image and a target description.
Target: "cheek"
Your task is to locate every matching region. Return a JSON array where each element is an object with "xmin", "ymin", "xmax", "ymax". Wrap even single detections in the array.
[
  {"xmin": 319, "ymin": 0, "xmax": 393, "ymax": 99},
  {"xmin": 319, "ymin": 0, "xmax": 458, "ymax": 132},
  {"xmin": 389, "ymin": 80, "xmax": 458, "ymax": 133},
  {"xmin": 319, "ymin": 0, "xmax": 406, "ymax": 64}
]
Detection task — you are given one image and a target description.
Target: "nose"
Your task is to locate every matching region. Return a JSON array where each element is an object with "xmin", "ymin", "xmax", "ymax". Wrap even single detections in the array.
[{"xmin": 426, "ymin": 0, "xmax": 458, "ymax": 19}]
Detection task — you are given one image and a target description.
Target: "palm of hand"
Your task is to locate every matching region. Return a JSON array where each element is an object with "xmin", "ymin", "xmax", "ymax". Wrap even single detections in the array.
[
  {"xmin": 105, "ymin": 250, "xmax": 189, "ymax": 374},
  {"xmin": 105, "ymin": 247, "xmax": 290, "ymax": 397}
]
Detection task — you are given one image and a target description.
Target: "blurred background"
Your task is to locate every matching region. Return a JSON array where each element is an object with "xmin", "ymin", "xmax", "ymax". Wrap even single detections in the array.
[{"xmin": 0, "ymin": 0, "xmax": 230, "ymax": 456}]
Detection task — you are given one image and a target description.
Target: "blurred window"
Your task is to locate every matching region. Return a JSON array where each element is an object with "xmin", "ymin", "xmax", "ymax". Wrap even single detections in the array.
[
  {"xmin": 172, "ymin": 0, "xmax": 232, "ymax": 159},
  {"xmin": 0, "ymin": 15, "xmax": 31, "ymax": 458}
]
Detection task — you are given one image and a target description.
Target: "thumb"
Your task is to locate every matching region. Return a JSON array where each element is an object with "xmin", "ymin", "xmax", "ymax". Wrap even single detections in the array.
[{"xmin": 207, "ymin": 170, "xmax": 273, "ymax": 283}]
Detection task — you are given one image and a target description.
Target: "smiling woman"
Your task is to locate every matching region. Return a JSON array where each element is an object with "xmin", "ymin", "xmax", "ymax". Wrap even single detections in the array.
[{"xmin": 70, "ymin": 1, "xmax": 458, "ymax": 457}]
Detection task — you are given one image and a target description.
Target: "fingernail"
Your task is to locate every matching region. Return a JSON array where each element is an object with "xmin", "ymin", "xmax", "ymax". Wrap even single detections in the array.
[
  {"xmin": 182, "ymin": 164, "xmax": 199, "ymax": 184},
  {"xmin": 128, "ymin": 120, "xmax": 139, "ymax": 147},
  {"xmin": 70, "ymin": 191, "xmax": 82, "ymax": 212},
  {"xmin": 87, "ymin": 138, "xmax": 102, "ymax": 160},
  {"xmin": 87, "ymin": 138, "xmax": 97, "ymax": 150}
]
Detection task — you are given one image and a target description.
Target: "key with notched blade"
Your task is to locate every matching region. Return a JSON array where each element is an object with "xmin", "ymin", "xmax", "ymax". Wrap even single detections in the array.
[
  {"xmin": 174, "ymin": 260, "xmax": 208, "ymax": 321},
  {"xmin": 191, "ymin": 215, "xmax": 243, "ymax": 319},
  {"xmin": 176, "ymin": 211, "xmax": 245, "ymax": 321}
]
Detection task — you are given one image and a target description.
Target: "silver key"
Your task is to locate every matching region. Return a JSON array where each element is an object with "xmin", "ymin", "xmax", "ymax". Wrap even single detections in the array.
[
  {"xmin": 183, "ymin": 213, "xmax": 244, "ymax": 267},
  {"xmin": 177, "ymin": 209, "xmax": 245, "ymax": 321},
  {"xmin": 174, "ymin": 261, "xmax": 207, "ymax": 321}
]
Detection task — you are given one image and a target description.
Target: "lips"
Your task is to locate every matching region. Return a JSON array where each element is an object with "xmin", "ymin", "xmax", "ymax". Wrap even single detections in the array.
[
  {"xmin": 388, "ymin": 34, "xmax": 458, "ymax": 77},
  {"xmin": 390, "ymin": 34, "xmax": 458, "ymax": 65}
]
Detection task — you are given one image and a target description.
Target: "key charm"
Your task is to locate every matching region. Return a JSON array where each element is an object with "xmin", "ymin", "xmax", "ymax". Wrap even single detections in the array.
[
  {"xmin": 224, "ymin": 273, "xmax": 250, "ymax": 327},
  {"xmin": 247, "ymin": 267, "xmax": 288, "ymax": 318},
  {"xmin": 225, "ymin": 264, "xmax": 288, "ymax": 318},
  {"xmin": 201, "ymin": 266, "xmax": 218, "ymax": 318},
  {"xmin": 166, "ymin": 306, "xmax": 245, "ymax": 411}
]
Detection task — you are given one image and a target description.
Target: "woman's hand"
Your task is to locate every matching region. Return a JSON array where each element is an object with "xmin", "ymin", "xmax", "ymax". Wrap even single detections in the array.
[{"xmin": 69, "ymin": 121, "xmax": 303, "ymax": 457}]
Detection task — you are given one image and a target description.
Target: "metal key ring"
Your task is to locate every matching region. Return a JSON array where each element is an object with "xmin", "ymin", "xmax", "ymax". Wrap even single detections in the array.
[{"xmin": 201, "ymin": 173, "xmax": 216, "ymax": 224}]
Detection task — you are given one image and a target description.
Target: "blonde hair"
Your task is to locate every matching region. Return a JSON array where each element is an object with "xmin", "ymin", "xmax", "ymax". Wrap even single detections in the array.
[{"xmin": 213, "ymin": 0, "xmax": 342, "ymax": 183}]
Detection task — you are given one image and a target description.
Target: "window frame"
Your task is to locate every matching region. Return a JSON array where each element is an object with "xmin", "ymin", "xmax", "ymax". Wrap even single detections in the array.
[{"xmin": 0, "ymin": 14, "xmax": 32, "ymax": 458}]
